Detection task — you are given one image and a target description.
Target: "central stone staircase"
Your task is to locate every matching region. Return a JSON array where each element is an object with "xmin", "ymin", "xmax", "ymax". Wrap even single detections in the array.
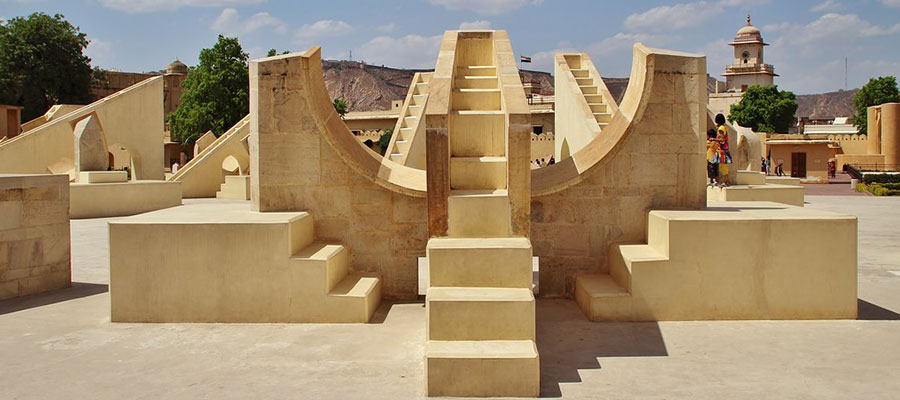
[{"xmin": 424, "ymin": 32, "xmax": 539, "ymax": 398}]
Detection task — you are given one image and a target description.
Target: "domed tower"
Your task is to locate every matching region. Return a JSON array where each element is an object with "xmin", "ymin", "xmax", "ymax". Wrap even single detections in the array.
[
  {"xmin": 166, "ymin": 59, "xmax": 188, "ymax": 75},
  {"xmin": 163, "ymin": 59, "xmax": 189, "ymax": 117},
  {"xmin": 724, "ymin": 13, "xmax": 777, "ymax": 93}
]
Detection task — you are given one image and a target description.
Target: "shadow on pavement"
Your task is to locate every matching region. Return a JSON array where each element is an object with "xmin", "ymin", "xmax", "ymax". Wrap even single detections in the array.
[
  {"xmin": 536, "ymin": 299, "xmax": 668, "ymax": 398},
  {"xmin": 857, "ymin": 298, "xmax": 900, "ymax": 320},
  {"xmin": 0, "ymin": 282, "xmax": 108, "ymax": 316}
]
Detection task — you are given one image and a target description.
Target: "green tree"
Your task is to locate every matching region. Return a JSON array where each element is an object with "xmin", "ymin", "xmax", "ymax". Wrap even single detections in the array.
[
  {"xmin": 266, "ymin": 49, "xmax": 290, "ymax": 57},
  {"xmin": 167, "ymin": 35, "xmax": 249, "ymax": 144},
  {"xmin": 851, "ymin": 76, "xmax": 899, "ymax": 135},
  {"xmin": 729, "ymin": 85, "xmax": 798, "ymax": 133},
  {"xmin": 377, "ymin": 129, "xmax": 393, "ymax": 155},
  {"xmin": 333, "ymin": 98, "xmax": 348, "ymax": 119},
  {"xmin": 0, "ymin": 13, "xmax": 93, "ymax": 121}
]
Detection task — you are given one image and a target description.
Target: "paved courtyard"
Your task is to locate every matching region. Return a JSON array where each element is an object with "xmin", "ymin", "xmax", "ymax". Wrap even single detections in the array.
[{"xmin": 1, "ymin": 195, "xmax": 898, "ymax": 399}]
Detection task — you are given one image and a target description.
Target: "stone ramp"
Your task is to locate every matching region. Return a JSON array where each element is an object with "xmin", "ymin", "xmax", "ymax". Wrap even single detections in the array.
[
  {"xmin": 109, "ymin": 201, "xmax": 380, "ymax": 323},
  {"xmin": 0, "ymin": 76, "xmax": 164, "ymax": 180},
  {"xmin": 168, "ymin": 115, "xmax": 250, "ymax": 198},
  {"xmin": 385, "ymin": 72, "xmax": 431, "ymax": 168},
  {"xmin": 576, "ymin": 202, "xmax": 858, "ymax": 321}
]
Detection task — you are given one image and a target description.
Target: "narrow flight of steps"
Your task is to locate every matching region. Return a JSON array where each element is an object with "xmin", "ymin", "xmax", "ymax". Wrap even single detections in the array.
[
  {"xmin": 424, "ymin": 35, "xmax": 539, "ymax": 398},
  {"xmin": 290, "ymin": 241, "xmax": 381, "ymax": 323},
  {"xmin": 563, "ymin": 55, "xmax": 614, "ymax": 131},
  {"xmin": 216, "ymin": 175, "xmax": 250, "ymax": 200},
  {"xmin": 387, "ymin": 72, "xmax": 431, "ymax": 168}
]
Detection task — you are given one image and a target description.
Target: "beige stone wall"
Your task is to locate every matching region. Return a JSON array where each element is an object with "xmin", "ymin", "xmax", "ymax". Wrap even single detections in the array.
[
  {"xmin": 251, "ymin": 45, "xmax": 706, "ymax": 300},
  {"xmin": 251, "ymin": 51, "xmax": 427, "ymax": 299},
  {"xmin": 0, "ymin": 77, "xmax": 165, "ymax": 180},
  {"xmin": 829, "ymin": 134, "xmax": 869, "ymax": 155},
  {"xmin": 770, "ymin": 143, "xmax": 831, "ymax": 181},
  {"xmin": 531, "ymin": 48, "xmax": 707, "ymax": 296},
  {"xmin": 0, "ymin": 174, "xmax": 70, "ymax": 300}
]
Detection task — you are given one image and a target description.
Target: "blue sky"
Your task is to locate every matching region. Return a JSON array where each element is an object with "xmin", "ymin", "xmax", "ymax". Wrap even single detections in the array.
[{"xmin": 2, "ymin": 0, "xmax": 899, "ymax": 94}]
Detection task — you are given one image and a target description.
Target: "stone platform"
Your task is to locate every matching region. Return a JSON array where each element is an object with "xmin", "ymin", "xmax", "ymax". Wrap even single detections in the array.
[
  {"xmin": 577, "ymin": 201, "xmax": 858, "ymax": 321},
  {"xmin": 706, "ymin": 183, "xmax": 805, "ymax": 206},
  {"xmin": 109, "ymin": 201, "xmax": 381, "ymax": 323},
  {"xmin": 70, "ymin": 180, "xmax": 182, "ymax": 218}
]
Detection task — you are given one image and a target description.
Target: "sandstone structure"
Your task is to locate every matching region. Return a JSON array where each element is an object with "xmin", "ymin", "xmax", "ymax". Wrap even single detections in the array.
[
  {"xmin": 0, "ymin": 174, "xmax": 70, "ymax": 300},
  {"xmin": 73, "ymin": 114, "xmax": 109, "ymax": 174}
]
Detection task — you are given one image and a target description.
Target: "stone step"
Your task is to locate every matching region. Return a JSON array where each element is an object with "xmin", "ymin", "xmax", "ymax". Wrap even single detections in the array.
[
  {"xmin": 570, "ymin": 68, "xmax": 589, "ymax": 78},
  {"xmin": 588, "ymin": 103, "xmax": 607, "ymax": 113},
  {"xmin": 451, "ymin": 89, "xmax": 501, "ymax": 111},
  {"xmin": 457, "ymin": 65, "xmax": 497, "ymax": 77},
  {"xmin": 584, "ymin": 94, "xmax": 604, "ymax": 103},
  {"xmin": 579, "ymin": 85, "xmax": 598, "ymax": 94},
  {"xmin": 425, "ymin": 340, "xmax": 540, "ymax": 397},
  {"xmin": 427, "ymin": 287, "xmax": 535, "ymax": 341},
  {"xmin": 327, "ymin": 273, "xmax": 382, "ymax": 323},
  {"xmin": 427, "ymin": 237, "xmax": 533, "ymax": 288},
  {"xmin": 575, "ymin": 77, "xmax": 593, "ymax": 86},
  {"xmin": 455, "ymin": 75, "xmax": 499, "ymax": 89},
  {"xmin": 574, "ymin": 274, "xmax": 633, "ymax": 322},
  {"xmin": 609, "ymin": 244, "xmax": 668, "ymax": 292},
  {"xmin": 448, "ymin": 189, "xmax": 510, "ymax": 238},
  {"xmin": 594, "ymin": 112, "xmax": 612, "ymax": 123},
  {"xmin": 215, "ymin": 175, "xmax": 251, "ymax": 200},
  {"xmin": 449, "ymin": 112, "xmax": 505, "ymax": 157},
  {"xmin": 449, "ymin": 156, "xmax": 507, "ymax": 190},
  {"xmin": 291, "ymin": 242, "xmax": 349, "ymax": 294}
]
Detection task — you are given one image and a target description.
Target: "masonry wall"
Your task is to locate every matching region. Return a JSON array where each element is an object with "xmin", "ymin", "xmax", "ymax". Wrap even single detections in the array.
[
  {"xmin": 251, "ymin": 54, "xmax": 427, "ymax": 300},
  {"xmin": 531, "ymin": 52, "xmax": 708, "ymax": 297},
  {"xmin": 0, "ymin": 174, "xmax": 71, "ymax": 300}
]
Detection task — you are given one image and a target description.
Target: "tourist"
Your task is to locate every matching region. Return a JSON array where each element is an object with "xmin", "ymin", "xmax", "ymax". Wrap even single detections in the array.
[
  {"xmin": 549, "ymin": 157, "xmax": 555, "ymax": 165},
  {"xmin": 715, "ymin": 114, "xmax": 732, "ymax": 186},
  {"xmin": 540, "ymin": 158, "xmax": 546, "ymax": 167},
  {"xmin": 171, "ymin": 162, "xmax": 179, "ymax": 174},
  {"xmin": 363, "ymin": 139, "xmax": 376, "ymax": 152},
  {"xmin": 707, "ymin": 129, "xmax": 720, "ymax": 186},
  {"xmin": 828, "ymin": 160, "xmax": 836, "ymax": 179},
  {"xmin": 761, "ymin": 157, "xmax": 767, "ymax": 175},
  {"xmin": 776, "ymin": 161, "xmax": 784, "ymax": 176}
]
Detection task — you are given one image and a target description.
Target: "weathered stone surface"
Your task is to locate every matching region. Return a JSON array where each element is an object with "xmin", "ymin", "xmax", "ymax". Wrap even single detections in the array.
[
  {"xmin": 0, "ymin": 174, "xmax": 70, "ymax": 300},
  {"xmin": 73, "ymin": 114, "xmax": 109, "ymax": 173}
]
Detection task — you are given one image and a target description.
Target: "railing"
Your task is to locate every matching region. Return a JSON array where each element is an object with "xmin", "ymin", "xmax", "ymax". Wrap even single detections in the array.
[
  {"xmin": 725, "ymin": 64, "xmax": 775, "ymax": 74},
  {"xmin": 851, "ymin": 164, "xmax": 900, "ymax": 173}
]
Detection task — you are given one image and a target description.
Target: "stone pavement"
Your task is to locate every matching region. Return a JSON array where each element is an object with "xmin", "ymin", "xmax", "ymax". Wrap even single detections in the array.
[
  {"xmin": 1, "ymin": 197, "xmax": 898, "ymax": 399},
  {"xmin": 802, "ymin": 173, "xmax": 869, "ymax": 196}
]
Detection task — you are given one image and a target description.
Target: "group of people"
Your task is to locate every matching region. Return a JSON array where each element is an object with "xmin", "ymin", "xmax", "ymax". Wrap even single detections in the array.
[
  {"xmin": 706, "ymin": 114, "xmax": 732, "ymax": 187},
  {"xmin": 533, "ymin": 157, "xmax": 555, "ymax": 168},
  {"xmin": 761, "ymin": 157, "xmax": 785, "ymax": 176}
]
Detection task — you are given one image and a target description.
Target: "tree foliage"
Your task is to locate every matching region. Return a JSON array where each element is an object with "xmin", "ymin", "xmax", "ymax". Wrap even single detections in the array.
[
  {"xmin": 729, "ymin": 85, "xmax": 797, "ymax": 133},
  {"xmin": 266, "ymin": 49, "xmax": 290, "ymax": 57},
  {"xmin": 378, "ymin": 129, "xmax": 393, "ymax": 155},
  {"xmin": 851, "ymin": 76, "xmax": 899, "ymax": 135},
  {"xmin": 333, "ymin": 98, "xmax": 348, "ymax": 119},
  {"xmin": 167, "ymin": 35, "xmax": 249, "ymax": 144},
  {"xmin": 0, "ymin": 13, "xmax": 93, "ymax": 121}
]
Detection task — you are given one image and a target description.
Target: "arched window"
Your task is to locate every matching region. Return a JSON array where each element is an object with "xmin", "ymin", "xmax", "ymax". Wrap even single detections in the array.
[{"xmin": 742, "ymin": 51, "xmax": 750, "ymax": 64}]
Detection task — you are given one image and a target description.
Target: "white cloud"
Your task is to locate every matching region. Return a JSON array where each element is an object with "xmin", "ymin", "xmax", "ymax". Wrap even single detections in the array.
[
  {"xmin": 86, "ymin": 37, "xmax": 114, "ymax": 67},
  {"xmin": 459, "ymin": 20, "xmax": 492, "ymax": 30},
  {"xmin": 586, "ymin": 32, "xmax": 674, "ymax": 57},
  {"xmin": 880, "ymin": 0, "xmax": 900, "ymax": 7},
  {"xmin": 376, "ymin": 23, "xmax": 396, "ymax": 33},
  {"xmin": 97, "ymin": 0, "xmax": 263, "ymax": 14},
  {"xmin": 429, "ymin": 0, "xmax": 542, "ymax": 15},
  {"xmin": 811, "ymin": 0, "xmax": 842, "ymax": 12},
  {"xmin": 624, "ymin": 0, "xmax": 770, "ymax": 31},
  {"xmin": 295, "ymin": 20, "xmax": 354, "ymax": 41},
  {"xmin": 779, "ymin": 13, "xmax": 900, "ymax": 50},
  {"xmin": 211, "ymin": 8, "xmax": 286, "ymax": 36},
  {"xmin": 354, "ymin": 34, "xmax": 442, "ymax": 69}
]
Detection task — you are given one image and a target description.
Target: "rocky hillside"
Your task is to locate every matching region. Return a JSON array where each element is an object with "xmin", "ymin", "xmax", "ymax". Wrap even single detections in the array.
[
  {"xmin": 796, "ymin": 89, "xmax": 858, "ymax": 119},
  {"xmin": 324, "ymin": 60, "xmax": 855, "ymax": 118}
]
